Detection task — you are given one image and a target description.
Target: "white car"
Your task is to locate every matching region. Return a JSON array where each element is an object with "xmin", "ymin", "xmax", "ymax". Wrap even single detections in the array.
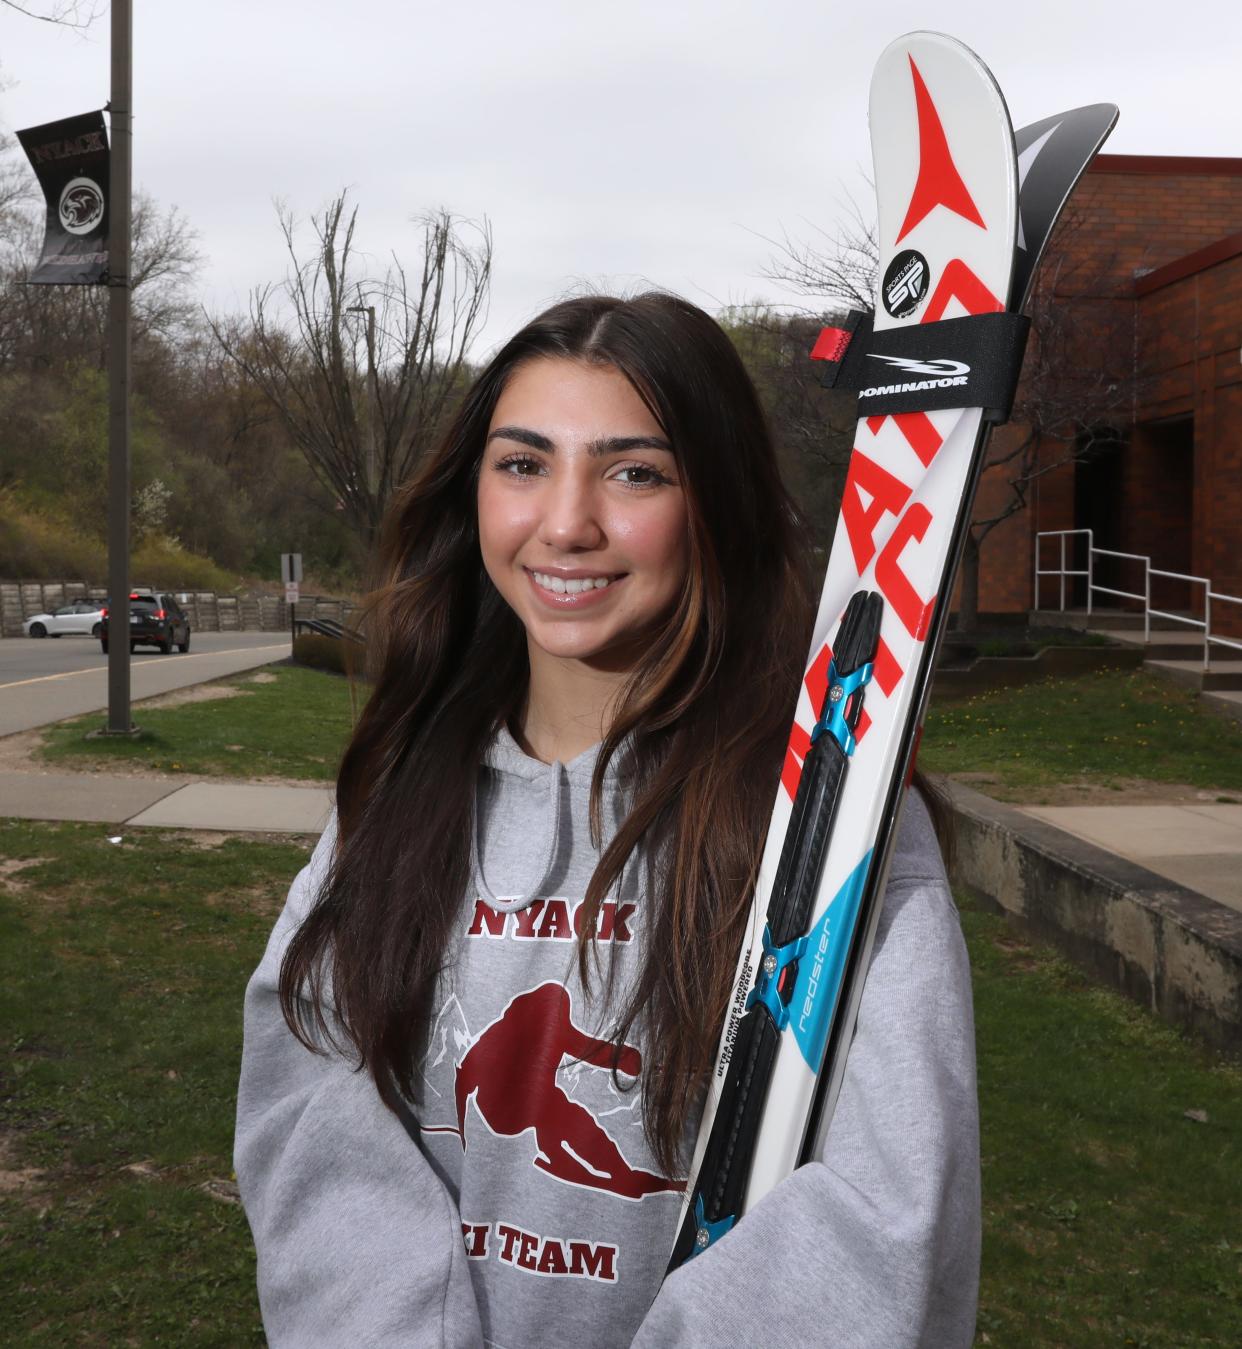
[{"xmin": 23, "ymin": 601, "xmax": 107, "ymax": 638}]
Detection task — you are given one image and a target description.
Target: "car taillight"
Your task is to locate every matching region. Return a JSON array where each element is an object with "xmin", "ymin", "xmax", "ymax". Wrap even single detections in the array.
[
  {"xmin": 156, "ymin": 609, "xmax": 166, "ymax": 620},
  {"xmin": 101, "ymin": 608, "xmax": 108, "ymax": 619}
]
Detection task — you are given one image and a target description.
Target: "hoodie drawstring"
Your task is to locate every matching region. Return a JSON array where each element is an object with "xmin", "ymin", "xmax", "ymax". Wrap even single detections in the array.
[{"xmin": 471, "ymin": 762, "xmax": 564, "ymax": 913}]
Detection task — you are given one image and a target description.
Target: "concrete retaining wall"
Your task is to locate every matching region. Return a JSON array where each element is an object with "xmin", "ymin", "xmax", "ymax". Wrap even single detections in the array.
[{"xmin": 945, "ymin": 782, "xmax": 1242, "ymax": 1053}]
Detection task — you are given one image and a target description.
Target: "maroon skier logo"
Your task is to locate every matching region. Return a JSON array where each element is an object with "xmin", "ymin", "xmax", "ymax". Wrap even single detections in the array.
[{"xmin": 426, "ymin": 982, "xmax": 682, "ymax": 1201}]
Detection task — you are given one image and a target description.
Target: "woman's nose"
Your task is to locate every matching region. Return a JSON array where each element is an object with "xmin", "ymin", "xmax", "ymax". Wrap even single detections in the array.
[{"xmin": 537, "ymin": 474, "xmax": 605, "ymax": 551}]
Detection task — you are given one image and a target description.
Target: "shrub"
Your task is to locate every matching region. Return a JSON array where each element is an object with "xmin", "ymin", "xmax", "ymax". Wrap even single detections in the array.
[{"xmin": 292, "ymin": 632, "xmax": 360, "ymax": 677}]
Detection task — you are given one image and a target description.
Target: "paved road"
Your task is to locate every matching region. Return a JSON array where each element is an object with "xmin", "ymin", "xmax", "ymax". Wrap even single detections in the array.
[{"xmin": 0, "ymin": 631, "xmax": 292, "ymax": 736}]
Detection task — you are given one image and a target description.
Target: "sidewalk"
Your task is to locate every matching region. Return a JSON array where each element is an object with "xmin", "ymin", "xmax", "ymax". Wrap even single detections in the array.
[
  {"xmin": 1016, "ymin": 800, "xmax": 1242, "ymax": 916},
  {"xmin": 2, "ymin": 763, "xmax": 1241, "ymax": 915},
  {"xmin": 0, "ymin": 768, "xmax": 333, "ymax": 835}
]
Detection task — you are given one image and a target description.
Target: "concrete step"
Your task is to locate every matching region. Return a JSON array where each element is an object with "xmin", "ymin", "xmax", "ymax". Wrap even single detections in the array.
[
  {"xmin": 1146, "ymin": 642, "xmax": 1207, "ymax": 661},
  {"xmin": 1091, "ymin": 627, "xmax": 1208, "ymax": 660},
  {"xmin": 1144, "ymin": 658, "xmax": 1242, "ymax": 692}
]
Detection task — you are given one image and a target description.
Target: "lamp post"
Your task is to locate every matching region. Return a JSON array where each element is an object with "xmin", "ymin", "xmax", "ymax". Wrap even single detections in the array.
[{"xmin": 104, "ymin": 0, "xmax": 135, "ymax": 736}]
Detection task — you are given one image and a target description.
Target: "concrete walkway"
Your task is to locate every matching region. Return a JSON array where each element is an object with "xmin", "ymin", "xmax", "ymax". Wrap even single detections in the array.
[
  {"xmin": 3, "ymin": 762, "xmax": 1241, "ymax": 916},
  {"xmin": 948, "ymin": 784, "xmax": 1242, "ymax": 1052},
  {"xmin": 0, "ymin": 768, "xmax": 334, "ymax": 835},
  {"xmin": 1019, "ymin": 801, "xmax": 1242, "ymax": 915}
]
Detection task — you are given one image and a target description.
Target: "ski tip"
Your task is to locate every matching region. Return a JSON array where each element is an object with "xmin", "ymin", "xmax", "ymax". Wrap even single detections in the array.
[
  {"xmin": 1080, "ymin": 102, "xmax": 1120, "ymax": 126},
  {"xmin": 1053, "ymin": 101, "xmax": 1119, "ymax": 125},
  {"xmin": 1015, "ymin": 102, "xmax": 1120, "ymax": 152},
  {"xmin": 878, "ymin": 30, "xmax": 984, "ymax": 61}
]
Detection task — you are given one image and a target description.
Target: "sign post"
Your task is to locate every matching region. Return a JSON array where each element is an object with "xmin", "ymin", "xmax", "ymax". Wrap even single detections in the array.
[{"xmin": 282, "ymin": 553, "xmax": 303, "ymax": 647}]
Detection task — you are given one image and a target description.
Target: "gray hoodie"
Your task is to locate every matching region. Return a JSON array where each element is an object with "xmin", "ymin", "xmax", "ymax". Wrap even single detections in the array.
[{"xmin": 235, "ymin": 728, "xmax": 979, "ymax": 1348}]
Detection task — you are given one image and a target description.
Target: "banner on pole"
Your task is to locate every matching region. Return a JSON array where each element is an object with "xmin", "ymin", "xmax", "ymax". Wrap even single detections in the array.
[{"xmin": 16, "ymin": 111, "xmax": 110, "ymax": 285}]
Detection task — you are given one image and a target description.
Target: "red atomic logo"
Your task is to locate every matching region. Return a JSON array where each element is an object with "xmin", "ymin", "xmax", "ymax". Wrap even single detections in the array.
[{"xmin": 895, "ymin": 55, "xmax": 986, "ymax": 244}]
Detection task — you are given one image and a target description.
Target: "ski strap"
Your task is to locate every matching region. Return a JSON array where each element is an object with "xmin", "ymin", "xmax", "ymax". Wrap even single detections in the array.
[{"xmin": 810, "ymin": 308, "xmax": 1030, "ymax": 423}]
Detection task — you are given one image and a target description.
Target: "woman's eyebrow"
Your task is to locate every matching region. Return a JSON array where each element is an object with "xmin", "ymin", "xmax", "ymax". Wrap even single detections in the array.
[
  {"xmin": 486, "ymin": 425, "xmax": 553, "ymax": 451},
  {"xmin": 586, "ymin": 435, "xmax": 673, "ymax": 456},
  {"xmin": 485, "ymin": 426, "xmax": 673, "ymax": 457}
]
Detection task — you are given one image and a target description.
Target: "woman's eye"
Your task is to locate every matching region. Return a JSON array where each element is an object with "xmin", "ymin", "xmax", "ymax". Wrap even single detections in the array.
[
  {"xmin": 492, "ymin": 455, "xmax": 671, "ymax": 487},
  {"xmin": 614, "ymin": 464, "xmax": 668, "ymax": 488},
  {"xmin": 496, "ymin": 455, "xmax": 543, "ymax": 477}
]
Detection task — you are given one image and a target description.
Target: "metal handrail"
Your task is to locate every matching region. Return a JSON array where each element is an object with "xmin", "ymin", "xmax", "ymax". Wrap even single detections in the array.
[
  {"xmin": 1036, "ymin": 529, "xmax": 1242, "ymax": 672},
  {"xmin": 294, "ymin": 616, "xmax": 365, "ymax": 645},
  {"xmin": 1208, "ymin": 592, "xmax": 1242, "ymax": 663},
  {"xmin": 1148, "ymin": 570, "xmax": 1209, "ymax": 641},
  {"xmin": 1034, "ymin": 527, "xmax": 1093, "ymax": 616}
]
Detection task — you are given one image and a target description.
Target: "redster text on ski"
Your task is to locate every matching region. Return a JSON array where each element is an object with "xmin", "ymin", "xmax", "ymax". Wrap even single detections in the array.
[{"xmin": 668, "ymin": 591, "xmax": 883, "ymax": 1270}]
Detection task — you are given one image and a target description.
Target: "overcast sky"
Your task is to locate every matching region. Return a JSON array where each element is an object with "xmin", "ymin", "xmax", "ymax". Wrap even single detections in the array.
[{"xmin": 2, "ymin": 0, "xmax": 1239, "ymax": 354}]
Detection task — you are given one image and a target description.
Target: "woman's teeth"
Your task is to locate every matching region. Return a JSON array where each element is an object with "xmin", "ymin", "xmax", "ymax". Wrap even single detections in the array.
[{"xmin": 532, "ymin": 571, "xmax": 615, "ymax": 595}]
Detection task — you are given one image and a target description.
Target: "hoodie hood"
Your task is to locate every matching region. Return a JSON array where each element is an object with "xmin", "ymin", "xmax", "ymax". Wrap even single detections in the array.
[{"xmin": 471, "ymin": 724, "xmax": 635, "ymax": 915}]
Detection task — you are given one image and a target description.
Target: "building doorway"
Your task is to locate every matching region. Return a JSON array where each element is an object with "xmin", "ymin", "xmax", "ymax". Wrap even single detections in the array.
[
  {"xmin": 1075, "ymin": 419, "xmax": 1194, "ymax": 615},
  {"xmin": 1073, "ymin": 427, "xmax": 1126, "ymax": 609}
]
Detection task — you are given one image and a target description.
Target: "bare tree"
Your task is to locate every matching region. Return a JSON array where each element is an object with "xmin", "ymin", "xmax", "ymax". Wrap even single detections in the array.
[
  {"xmin": 0, "ymin": 0, "xmax": 101, "ymax": 25},
  {"xmin": 955, "ymin": 206, "xmax": 1145, "ymax": 629},
  {"xmin": 212, "ymin": 192, "xmax": 492, "ymax": 546},
  {"xmin": 0, "ymin": 67, "xmax": 35, "ymax": 236},
  {"xmin": 0, "ymin": 136, "xmax": 32, "ymax": 233},
  {"xmin": 765, "ymin": 199, "xmax": 1145, "ymax": 630},
  {"xmin": 0, "ymin": 191, "xmax": 204, "ymax": 372},
  {"xmin": 720, "ymin": 303, "xmax": 857, "ymax": 553},
  {"xmin": 763, "ymin": 190, "xmax": 879, "ymax": 317}
]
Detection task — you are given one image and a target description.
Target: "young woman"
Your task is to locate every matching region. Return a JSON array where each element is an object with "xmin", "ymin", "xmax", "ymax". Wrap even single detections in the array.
[{"xmin": 235, "ymin": 293, "xmax": 980, "ymax": 1348}]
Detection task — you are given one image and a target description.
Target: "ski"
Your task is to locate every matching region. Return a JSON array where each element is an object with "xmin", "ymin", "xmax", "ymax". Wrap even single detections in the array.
[
  {"xmin": 668, "ymin": 34, "xmax": 1116, "ymax": 1273},
  {"xmin": 1011, "ymin": 104, "xmax": 1119, "ymax": 311}
]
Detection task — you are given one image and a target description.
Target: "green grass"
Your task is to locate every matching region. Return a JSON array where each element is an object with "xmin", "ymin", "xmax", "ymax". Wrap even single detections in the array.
[
  {"xmin": 38, "ymin": 664, "xmax": 359, "ymax": 782},
  {"xmin": 2, "ymin": 819, "xmax": 1239, "ymax": 1345},
  {"xmin": 922, "ymin": 669, "xmax": 1242, "ymax": 800},
  {"xmin": 964, "ymin": 893, "xmax": 1242, "ymax": 1347},
  {"xmin": 0, "ymin": 818, "xmax": 314, "ymax": 1345}
]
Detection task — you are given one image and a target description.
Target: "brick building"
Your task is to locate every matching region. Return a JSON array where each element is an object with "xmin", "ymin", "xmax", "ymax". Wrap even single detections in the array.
[{"xmin": 967, "ymin": 155, "xmax": 1242, "ymax": 634}]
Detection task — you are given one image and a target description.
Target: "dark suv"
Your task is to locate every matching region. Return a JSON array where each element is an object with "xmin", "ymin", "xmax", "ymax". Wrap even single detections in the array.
[{"xmin": 100, "ymin": 592, "xmax": 192, "ymax": 655}]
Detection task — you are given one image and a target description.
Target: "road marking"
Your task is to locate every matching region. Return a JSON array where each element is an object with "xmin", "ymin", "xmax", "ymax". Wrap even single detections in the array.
[{"xmin": 0, "ymin": 644, "xmax": 290, "ymax": 691}]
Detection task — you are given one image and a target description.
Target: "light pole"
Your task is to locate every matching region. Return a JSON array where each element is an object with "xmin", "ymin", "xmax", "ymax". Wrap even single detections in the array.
[
  {"xmin": 346, "ymin": 303, "xmax": 378, "ymax": 527},
  {"xmin": 104, "ymin": 0, "xmax": 135, "ymax": 736}
]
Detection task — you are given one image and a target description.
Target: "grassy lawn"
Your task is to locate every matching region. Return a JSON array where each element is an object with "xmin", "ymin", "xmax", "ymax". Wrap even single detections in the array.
[
  {"xmin": 1, "ymin": 819, "xmax": 1238, "ymax": 1345},
  {"xmin": 964, "ymin": 893, "xmax": 1241, "ymax": 1347},
  {"xmin": 34, "ymin": 662, "xmax": 1242, "ymax": 806},
  {"xmin": 37, "ymin": 664, "xmax": 358, "ymax": 782},
  {"xmin": 922, "ymin": 669, "xmax": 1242, "ymax": 801},
  {"xmin": 0, "ymin": 819, "xmax": 311, "ymax": 1346}
]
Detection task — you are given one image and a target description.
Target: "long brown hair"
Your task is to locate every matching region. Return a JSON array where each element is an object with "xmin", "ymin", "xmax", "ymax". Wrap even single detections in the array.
[{"xmin": 280, "ymin": 292, "xmax": 815, "ymax": 1174}]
